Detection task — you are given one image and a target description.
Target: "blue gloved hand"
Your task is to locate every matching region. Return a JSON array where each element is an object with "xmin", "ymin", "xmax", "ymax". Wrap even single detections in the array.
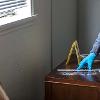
[{"xmin": 77, "ymin": 53, "xmax": 96, "ymax": 70}]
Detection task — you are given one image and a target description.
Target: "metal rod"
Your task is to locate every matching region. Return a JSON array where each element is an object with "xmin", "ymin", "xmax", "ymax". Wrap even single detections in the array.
[{"xmin": 57, "ymin": 69, "xmax": 100, "ymax": 72}]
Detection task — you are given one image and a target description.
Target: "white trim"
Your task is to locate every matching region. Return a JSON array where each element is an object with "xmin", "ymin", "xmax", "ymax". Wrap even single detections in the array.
[{"xmin": 0, "ymin": 14, "xmax": 38, "ymax": 35}]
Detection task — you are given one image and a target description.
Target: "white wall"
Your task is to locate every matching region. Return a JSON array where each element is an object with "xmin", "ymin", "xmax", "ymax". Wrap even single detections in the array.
[
  {"xmin": 52, "ymin": 0, "xmax": 77, "ymax": 68},
  {"xmin": 0, "ymin": 0, "xmax": 51, "ymax": 100},
  {"xmin": 78, "ymin": 0, "xmax": 100, "ymax": 53}
]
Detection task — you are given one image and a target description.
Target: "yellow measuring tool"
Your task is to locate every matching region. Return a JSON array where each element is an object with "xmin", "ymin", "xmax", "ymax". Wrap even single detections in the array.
[{"xmin": 66, "ymin": 40, "xmax": 83, "ymax": 65}]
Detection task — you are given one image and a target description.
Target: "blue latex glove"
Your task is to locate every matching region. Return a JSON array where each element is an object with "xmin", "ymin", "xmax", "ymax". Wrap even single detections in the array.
[{"xmin": 77, "ymin": 53, "xmax": 96, "ymax": 70}]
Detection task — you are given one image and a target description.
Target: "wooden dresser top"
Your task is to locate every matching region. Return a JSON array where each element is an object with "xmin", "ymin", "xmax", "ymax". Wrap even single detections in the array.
[{"xmin": 45, "ymin": 60, "xmax": 100, "ymax": 88}]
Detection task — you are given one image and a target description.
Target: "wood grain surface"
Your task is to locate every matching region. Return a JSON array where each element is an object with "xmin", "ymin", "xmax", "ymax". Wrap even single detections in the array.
[{"xmin": 45, "ymin": 60, "xmax": 100, "ymax": 100}]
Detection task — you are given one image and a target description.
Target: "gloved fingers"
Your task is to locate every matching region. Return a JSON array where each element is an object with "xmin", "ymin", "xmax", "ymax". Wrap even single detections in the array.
[
  {"xmin": 77, "ymin": 65, "xmax": 83, "ymax": 70},
  {"xmin": 77, "ymin": 59, "xmax": 87, "ymax": 70},
  {"xmin": 88, "ymin": 60, "xmax": 93, "ymax": 70}
]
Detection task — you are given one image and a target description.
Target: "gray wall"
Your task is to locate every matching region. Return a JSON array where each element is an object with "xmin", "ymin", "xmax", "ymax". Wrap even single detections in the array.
[
  {"xmin": 78, "ymin": 0, "xmax": 100, "ymax": 53},
  {"xmin": 2, "ymin": 0, "xmax": 99, "ymax": 99},
  {"xmin": 0, "ymin": 0, "xmax": 51, "ymax": 100},
  {"xmin": 52, "ymin": 0, "xmax": 77, "ymax": 68}
]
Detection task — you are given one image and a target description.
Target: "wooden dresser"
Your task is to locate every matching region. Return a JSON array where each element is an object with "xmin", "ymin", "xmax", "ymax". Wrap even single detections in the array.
[{"xmin": 45, "ymin": 60, "xmax": 100, "ymax": 100}]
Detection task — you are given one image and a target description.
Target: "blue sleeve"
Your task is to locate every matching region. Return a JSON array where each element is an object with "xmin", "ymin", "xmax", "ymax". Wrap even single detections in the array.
[{"xmin": 90, "ymin": 33, "xmax": 100, "ymax": 55}]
